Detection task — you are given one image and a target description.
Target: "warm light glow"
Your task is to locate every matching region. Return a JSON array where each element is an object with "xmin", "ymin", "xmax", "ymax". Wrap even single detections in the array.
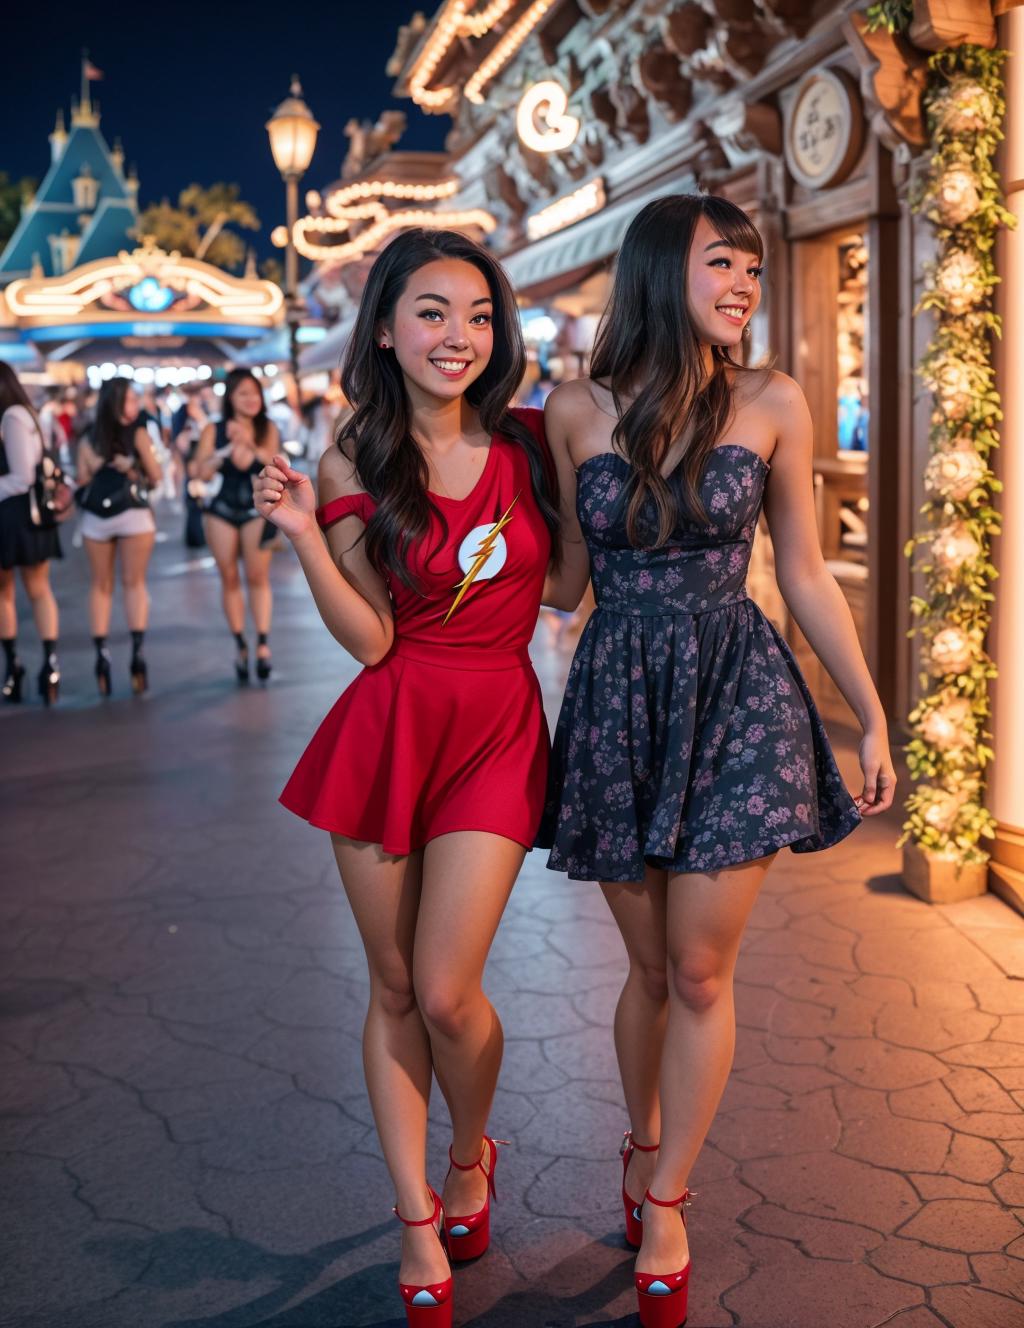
[
  {"xmin": 526, "ymin": 178, "xmax": 606, "ymax": 241},
  {"xmin": 293, "ymin": 207, "xmax": 496, "ymax": 264},
  {"xmin": 408, "ymin": 0, "xmax": 554, "ymax": 111},
  {"xmin": 465, "ymin": 0, "xmax": 554, "ymax": 105},
  {"xmin": 6, "ymin": 244, "xmax": 283, "ymax": 323},
  {"xmin": 323, "ymin": 178, "xmax": 459, "ymax": 215},
  {"xmin": 305, "ymin": 190, "xmax": 322, "ymax": 211},
  {"xmin": 516, "ymin": 81, "xmax": 580, "ymax": 153},
  {"xmin": 266, "ymin": 78, "xmax": 320, "ymax": 178},
  {"xmin": 271, "ymin": 225, "xmax": 289, "ymax": 248}
]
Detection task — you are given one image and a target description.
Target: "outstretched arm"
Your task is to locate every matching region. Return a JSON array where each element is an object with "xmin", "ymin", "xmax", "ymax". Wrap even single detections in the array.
[
  {"xmin": 254, "ymin": 446, "xmax": 394, "ymax": 666},
  {"xmin": 762, "ymin": 372, "xmax": 896, "ymax": 816},
  {"xmin": 541, "ymin": 383, "xmax": 591, "ymax": 611}
]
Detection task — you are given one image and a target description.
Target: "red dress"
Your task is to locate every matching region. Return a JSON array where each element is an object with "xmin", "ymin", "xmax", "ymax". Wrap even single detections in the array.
[{"xmin": 280, "ymin": 408, "xmax": 551, "ymax": 853}]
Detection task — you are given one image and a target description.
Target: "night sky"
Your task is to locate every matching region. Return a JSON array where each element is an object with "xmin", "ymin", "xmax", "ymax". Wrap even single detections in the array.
[{"xmin": 1, "ymin": 1, "xmax": 449, "ymax": 261}]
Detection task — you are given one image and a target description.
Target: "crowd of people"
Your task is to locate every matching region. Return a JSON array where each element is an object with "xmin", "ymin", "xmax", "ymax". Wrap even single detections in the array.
[{"xmin": 0, "ymin": 362, "xmax": 302, "ymax": 704}]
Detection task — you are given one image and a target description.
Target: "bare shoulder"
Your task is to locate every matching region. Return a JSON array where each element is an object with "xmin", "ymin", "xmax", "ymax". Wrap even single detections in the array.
[
  {"xmin": 317, "ymin": 438, "xmax": 364, "ymax": 502},
  {"xmin": 544, "ymin": 377, "xmax": 594, "ymax": 423},
  {"xmin": 759, "ymin": 369, "xmax": 809, "ymax": 414}
]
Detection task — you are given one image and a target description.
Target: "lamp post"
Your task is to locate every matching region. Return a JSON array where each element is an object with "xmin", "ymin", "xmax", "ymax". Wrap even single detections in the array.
[{"xmin": 266, "ymin": 76, "xmax": 320, "ymax": 391}]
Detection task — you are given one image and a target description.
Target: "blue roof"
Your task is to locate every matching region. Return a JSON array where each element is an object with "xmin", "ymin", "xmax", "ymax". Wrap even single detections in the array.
[{"xmin": 0, "ymin": 116, "xmax": 138, "ymax": 282}]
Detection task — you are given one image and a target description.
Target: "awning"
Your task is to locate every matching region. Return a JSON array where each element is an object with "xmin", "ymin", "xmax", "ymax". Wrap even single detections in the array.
[{"xmin": 501, "ymin": 179, "xmax": 689, "ymax": 296}]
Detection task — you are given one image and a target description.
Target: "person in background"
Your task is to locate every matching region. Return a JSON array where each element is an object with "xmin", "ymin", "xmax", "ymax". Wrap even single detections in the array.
[
  {"xmin": 172, "ymin": 385, "xmax": 210, "ymax": 548},
  {"xmin": 189, "ymin": 369, "xmax": 280, "ymax": 682},
  {"xmin": 0, "ymin": 363, "xmax": 62, "ymax": 705},
  {"xmin": 77, "ymin": 377, "xmax": 163, "ymax": 695}
]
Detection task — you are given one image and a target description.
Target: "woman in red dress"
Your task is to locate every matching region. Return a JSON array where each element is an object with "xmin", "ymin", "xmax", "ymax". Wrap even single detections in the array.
[{"xmin": 254, "ymin": 229, "xmax": 586, "ymax": 1327}]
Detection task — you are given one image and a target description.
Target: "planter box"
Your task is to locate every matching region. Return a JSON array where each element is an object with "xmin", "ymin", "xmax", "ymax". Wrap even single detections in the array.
[{"xmin": 902, "ymin": 840, "xmax": 989, "ymax": 904}]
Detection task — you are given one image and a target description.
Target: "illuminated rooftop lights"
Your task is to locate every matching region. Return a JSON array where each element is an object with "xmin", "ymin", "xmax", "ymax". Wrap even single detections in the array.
[
  {"xmin": 407, "ymin": 0, "xmax": 539, "ymax": 111},
  {"xmin": 526, "ymin": 178, "xmax": 606, "ymax": 241},
  {"xmin": 293, "ymin": 208, "xmax": 496, "ymax": 264},
  {"xmin": 323, "ymin": 178, "xmax": 459, "ymax": 216},
  {"xmin": 465, "ymin": 0, "xmax": 555, "ymax": 105}
]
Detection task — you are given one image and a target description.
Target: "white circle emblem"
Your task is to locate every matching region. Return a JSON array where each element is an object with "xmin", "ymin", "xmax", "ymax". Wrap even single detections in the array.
[{"xmin": 457, "ymin": 524, "xmax": 507, "ymax": 581}]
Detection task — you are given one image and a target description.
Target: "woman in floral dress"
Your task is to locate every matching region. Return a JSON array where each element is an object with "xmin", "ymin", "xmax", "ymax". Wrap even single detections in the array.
[{"xmin": 537, "ymin": 195, "xmax": 896, "ymax": 1328}]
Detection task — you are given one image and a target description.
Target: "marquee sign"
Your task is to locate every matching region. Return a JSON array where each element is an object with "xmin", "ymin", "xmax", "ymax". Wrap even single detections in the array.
[
  {"xmin": 5, "ymin": 238, "xmax": 284, "ymax": 328},
  {"xmin": 516, "ymin": 81, "xmax": 580, "ymax": 153}
]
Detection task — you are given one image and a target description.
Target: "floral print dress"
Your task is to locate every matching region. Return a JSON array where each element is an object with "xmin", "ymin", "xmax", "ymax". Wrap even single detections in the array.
[{"xmin": 538, "ymin": 445, "xmax": 861, "ymax": 882}]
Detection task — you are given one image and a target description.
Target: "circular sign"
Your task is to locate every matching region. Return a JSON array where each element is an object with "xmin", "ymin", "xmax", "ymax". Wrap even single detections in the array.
[
  {"xmin": 457, "ymin": 524, "xmax": 508, "ymax": 580},
  {"xmin": 784, "ymin": 67, "xmax": 864, "ymax": 190}
]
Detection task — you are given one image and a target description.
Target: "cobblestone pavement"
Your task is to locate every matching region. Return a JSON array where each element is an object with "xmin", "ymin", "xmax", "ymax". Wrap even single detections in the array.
[{"xmin": 2, "ymin": 509, "xmax": 1023, "ymax": 1328}]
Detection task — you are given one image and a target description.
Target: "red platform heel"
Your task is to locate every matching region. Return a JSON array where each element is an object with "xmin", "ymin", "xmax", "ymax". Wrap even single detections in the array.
[
  {"xmin": 444, "ymin": 1135, "xmax": 509, "ymax": 1262},
  {"xmin": 634, "ymin": 1187, "xmax": 693, "ymax": 1328},
  {"xmin": 621, "ymin": 1130, "xmax": 660, "ymax": 1248},
  {"xmin": 395, "ymin": 1188, "xmax": 453, "ymax": 1328}
]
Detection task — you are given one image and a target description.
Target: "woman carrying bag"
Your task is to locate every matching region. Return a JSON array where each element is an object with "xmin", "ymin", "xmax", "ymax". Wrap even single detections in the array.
[
  {"xmin": 0, "ymin": 362, "xmax": 64, "ymax": 705},
  {"xmin": 76, "ymin": 376, "xmax": 163, "ymax": 695}
]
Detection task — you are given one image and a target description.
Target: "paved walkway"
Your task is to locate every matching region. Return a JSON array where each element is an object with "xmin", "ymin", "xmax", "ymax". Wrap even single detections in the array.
[{"xmin": 1, "ymin": 507, "xmax": 1022, "ymax": 1327}]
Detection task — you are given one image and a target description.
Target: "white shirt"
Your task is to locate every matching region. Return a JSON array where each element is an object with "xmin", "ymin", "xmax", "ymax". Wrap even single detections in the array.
[{"xmin": 0, "ymin": 405, "xmax": 43, "ymax": 501}]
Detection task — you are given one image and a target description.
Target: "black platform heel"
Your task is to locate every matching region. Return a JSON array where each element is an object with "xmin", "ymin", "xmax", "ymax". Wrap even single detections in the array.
[
  {"xmin": 130, "ymin": 631, "xmax": 148, "ymax": 695},
  {"xmin": 255, "ymin": 632, "xmax": 271, "ymax": 683},
  {"xmin": 3, "ymin": 662, "xmax": 25, "ymax": 703},
  {"xmin": 38, "ymin": 652, "xmax": 60, "ymax": 706},
  {"xmin": 95, "ymin": 652, "xmax": 112, "ymax": 696}
]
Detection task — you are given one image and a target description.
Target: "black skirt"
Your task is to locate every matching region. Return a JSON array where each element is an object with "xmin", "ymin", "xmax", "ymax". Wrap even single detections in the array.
[{"xmin": 0, "ymin": 493, "xmax": 62, "ymax": 569}]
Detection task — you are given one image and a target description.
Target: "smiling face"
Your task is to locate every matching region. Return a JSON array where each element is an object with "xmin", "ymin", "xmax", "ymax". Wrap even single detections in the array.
[
  {"xmin": 229, "ymin": 376, "xmax": 263, "ymax": 419},
  {"xmin": 381, "ymin": 258, "xmax": 495, "ymax": 404},
  {"xmin": 685, "ymin": 214, "xmax": 763, "ymax": 349}
]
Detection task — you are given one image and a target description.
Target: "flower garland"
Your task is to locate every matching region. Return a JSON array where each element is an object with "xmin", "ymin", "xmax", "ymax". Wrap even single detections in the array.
[{"xmin": 867, "ymin": 7, "xmax": 1015, "ymax": 864}]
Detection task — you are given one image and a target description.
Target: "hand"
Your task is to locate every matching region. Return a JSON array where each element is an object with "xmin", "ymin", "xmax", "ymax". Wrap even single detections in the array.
[
  {"xmin": 254, "ymin": 453, "xmax": 316, "ymax": 540},
  {"xmin": 226, "ymin": 418, "xmax": 254, "ymax": 447},
  {"xmin": 854, "ymin": 728, "xmax": 897, "ymax": 817},
  {"xmin": 110, "ymin": 453, "xmax": 135, "ymax": 474}
]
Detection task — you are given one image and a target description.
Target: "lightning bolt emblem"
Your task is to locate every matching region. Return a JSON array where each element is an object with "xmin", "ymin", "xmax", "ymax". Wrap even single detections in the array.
[{"xmin": 442, "ymin": 493, "xmax": 520, "ymax": 626}]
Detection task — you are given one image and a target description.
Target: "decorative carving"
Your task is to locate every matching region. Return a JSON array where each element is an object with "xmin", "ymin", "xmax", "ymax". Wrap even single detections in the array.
[
  {"xmin": 711, "ymin": 0, "xmax": 758, "ymax": 20},
  {"xmin": 663, "ymin": 2, "xmax": 711, "ymax": 58},
  {"xmin": 538, "ymin": 0, "xmax": 584, "ymax": 65},
  {"xmin": 635, "ymin": 43, "xmax": 692, "ymax": 121},
  {"xmin": 759, "ymin": 0, "xmax": 817, "ymax": 36},
  {"xmin": 843, "ymin": 12, "xmax": 927, "ymax": 150},
  {"xmin": 487, "ymin": 163, "xmax": 529, "ymax": 220},
  {"xmin": 909, "ymin": 0, "xmax": 997, "ymax": 51},
  {"xmin": 609, "ymin": 79, "xmax": 651, "ymax": 144},
  {"xmin": 707, "ymin": 98, "xmax": 782, "ymax": 159},
  {"xmin": 577, "ymin": 0, "xmax": 629, "ymax": 16},
  {"xmin": 342, "ymin": 111, "xmax": 407, "ymax": 179}
]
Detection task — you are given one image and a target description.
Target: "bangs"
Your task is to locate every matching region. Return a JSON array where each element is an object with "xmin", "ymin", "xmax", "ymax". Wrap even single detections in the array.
[{"xmin": 702, "ymin": 198, "xmax": 764, "ymax": 263}]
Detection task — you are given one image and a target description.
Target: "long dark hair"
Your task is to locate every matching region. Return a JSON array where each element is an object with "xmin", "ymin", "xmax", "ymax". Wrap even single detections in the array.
[
  {"xmin": 339, "ymin": 227, "xmax": 559, "ymax": 589},
  {"xmin": 222, "ymin": 369, "xmax": 271, "ymax": 445},
  {"xmin": 590, "ymin": 194, "xmax": 763, "ymax": 544},
  {"xmin": 92, "ymin": 377, "xmax": 139, "ymax": 461},
  {"xmin": 0, "ymin": 361, "xmax": 41, "ymax": 438}
]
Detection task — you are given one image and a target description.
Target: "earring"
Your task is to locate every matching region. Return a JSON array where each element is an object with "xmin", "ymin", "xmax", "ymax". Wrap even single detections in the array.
[{"xmin": 379, "ymin": 341, "xmax": 389, "ymax": 350}]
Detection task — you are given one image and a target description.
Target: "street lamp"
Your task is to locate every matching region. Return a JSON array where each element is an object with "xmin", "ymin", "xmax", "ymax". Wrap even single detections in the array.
[{"xmin": 266, "ymin": 76, "xmax": 320, "ymax": 388}]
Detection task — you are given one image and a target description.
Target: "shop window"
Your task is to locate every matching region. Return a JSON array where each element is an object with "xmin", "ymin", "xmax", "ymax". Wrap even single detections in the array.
[{"xmin": 836, "ymin": 233, "xmax": 868, "ymax": 454}]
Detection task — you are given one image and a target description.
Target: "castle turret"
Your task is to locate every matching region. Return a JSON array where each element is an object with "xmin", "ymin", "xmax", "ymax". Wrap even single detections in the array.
[
  {"xmin": 49, "ymin": 109, "xmax": 67, "ymax": 164},
  {"xmin": 111, "ymin": 137, "xmax": 125, "ymax": 176}
]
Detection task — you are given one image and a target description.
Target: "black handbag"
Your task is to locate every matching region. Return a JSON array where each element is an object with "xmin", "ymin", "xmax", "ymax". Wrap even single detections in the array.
[
  {"xmin": 74, "ymin": 464, "xmax": 148, "ymax": 518},
  {"xmin": 30, "ymin": 452, "xmax": 75, "ymax": 528}
]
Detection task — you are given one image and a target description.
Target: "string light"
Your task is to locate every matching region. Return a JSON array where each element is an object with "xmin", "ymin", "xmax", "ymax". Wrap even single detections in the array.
[
  {"xmin": 407, "ymin": 0, "xmax": 522, "ymax": 110},
  {"xmin": 293, "ymin": 208, "xmax": 496, "ymax": 263},
  {"xmin": 323, "ymin": 179, "xmax": 459, "ymax": 216},
  {"xmin": 465, "ymin": 0, "xmax": 555, "ymax": 105}
]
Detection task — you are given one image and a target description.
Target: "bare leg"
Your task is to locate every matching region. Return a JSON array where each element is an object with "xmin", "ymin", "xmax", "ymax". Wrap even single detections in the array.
[
  {"xmin": 203, "ymin": 516, "xmax": 245, "ymax": 634},
  {"xmin": 239, "ymin": 519, "xmax": 272, "ymax": 656},
  {"xmin": 601, "ymin": 868, "xmax": 669, "ymax": 1202},
  {"xmin": 20, "ymin": 562, "xmax": 59, "ymax": 641},
  {"xmin": 118, "ymin": 531, "xmax": 155, "ymax": 631},
  {"xmin": 331, "ymin": 836, "xmax": 446, "ymax": 1289},
  {"xmin": 0, "ymin": 569, "xmax": 16, "ymax": 640},
  {"xmin": 414, "ymin": 831, "xmax": 525, "ymax": 1219},
  {"xmin": 84, "ymin": 538, "xmax": 117, "ymax": 637},
  {"xmin": 637, "ymin": 855, "xmax": 773, "ymax": 1275}
]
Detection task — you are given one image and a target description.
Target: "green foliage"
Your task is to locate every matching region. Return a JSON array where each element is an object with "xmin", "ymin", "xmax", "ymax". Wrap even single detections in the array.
[
  {"xmin": 904, "ymin": 43, "xmax": 1015, "ymax": 865},
  {"xmin": 0, "ymin": 172, "xmax": 37, "ymax": 249},
  {"xmin": 865, "ymin": 1, "xmax": 913, "ymax": 34},
  {"xmin": 134, "ymin": 182, "xmax": 260, "ymax": 273}
]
